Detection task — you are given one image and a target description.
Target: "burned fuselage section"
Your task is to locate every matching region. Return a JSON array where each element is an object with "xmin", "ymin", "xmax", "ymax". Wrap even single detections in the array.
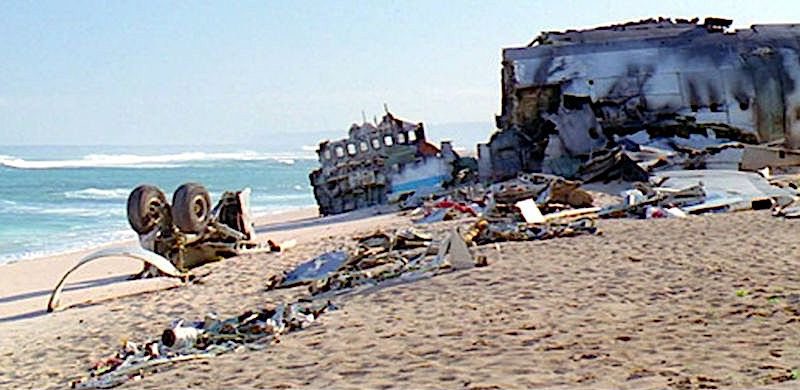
[
  {"xmin": 483, "ymin": 18, "xmax": 800, "ymax": 181},
  {"xmin": 310, "ymin": 112, "xmax": 464, "ymax": 216}
]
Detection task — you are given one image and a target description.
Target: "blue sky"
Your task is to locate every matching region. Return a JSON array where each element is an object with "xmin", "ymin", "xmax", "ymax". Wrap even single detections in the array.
[{"xmin": 1, "ymin": 0, "xmax": 797, "ymax": 145}]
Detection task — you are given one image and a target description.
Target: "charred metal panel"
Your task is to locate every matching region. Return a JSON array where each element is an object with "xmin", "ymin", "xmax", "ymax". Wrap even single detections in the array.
[{"xmin": 485, "ymin": 18, "xmax": 800, "ymax": 181}]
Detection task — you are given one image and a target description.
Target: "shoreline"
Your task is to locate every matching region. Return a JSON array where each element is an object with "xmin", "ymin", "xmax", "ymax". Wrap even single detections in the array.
[
  {"xmin": 0, "ymin": 204, "xmax": 318, "ymax": 267},
  {"xmin": 0, "ymin": 205, "xmax": 320, "ymax": 322}
]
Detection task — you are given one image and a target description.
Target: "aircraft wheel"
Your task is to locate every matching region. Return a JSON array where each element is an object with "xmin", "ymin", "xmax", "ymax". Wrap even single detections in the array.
[
  {"xmin": 127, "ymin": 185, "xmax": 167, "ymax": 234},
  {"xmin": 172, "ymin": 183, "xmax": 211, "ymax": 233}
]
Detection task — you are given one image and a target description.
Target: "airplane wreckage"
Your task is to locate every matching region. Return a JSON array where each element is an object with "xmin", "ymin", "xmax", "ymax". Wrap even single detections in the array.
[
  {"xmin": 484, "ymin": 17, "xmax": 800, "ymax": 180},
  {"xmin": 309, "ymin": 111, "xmax": 476, "ymax": 215},
  {"xmin": 311, "ymin": 17, "xmax": 800, "ymax": 214},
  {"xmin": 47, "ymin": 183, "xmax": 282, "ymax": 312}
]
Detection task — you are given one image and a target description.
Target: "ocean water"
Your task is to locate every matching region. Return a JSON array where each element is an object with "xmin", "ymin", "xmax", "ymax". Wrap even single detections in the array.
[{"xmin": 0, "ymin": 144, "xmax": 321, "ymax": 264}]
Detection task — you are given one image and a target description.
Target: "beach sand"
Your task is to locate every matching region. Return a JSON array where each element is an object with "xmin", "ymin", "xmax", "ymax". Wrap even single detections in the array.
[{"xmin": 2, "ymin": 207, "xmax": 800, "ymax": 389}]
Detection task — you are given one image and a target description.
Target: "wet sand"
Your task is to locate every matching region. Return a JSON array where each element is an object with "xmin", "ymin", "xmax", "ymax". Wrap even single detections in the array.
[{"xmin": 2, "ymin": 209, "xmax": 800, "ymax": 389}]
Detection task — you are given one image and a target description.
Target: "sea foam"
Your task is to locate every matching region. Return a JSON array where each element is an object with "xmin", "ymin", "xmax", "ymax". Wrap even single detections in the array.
[{"xmin": 64, "ymin": 188, "xmax": 131, "ymax": 200}]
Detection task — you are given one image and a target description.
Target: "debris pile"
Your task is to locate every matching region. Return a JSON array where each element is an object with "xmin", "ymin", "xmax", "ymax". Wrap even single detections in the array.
[
  {"xmin": 69, "ymin": 227, "xmax": 489, "ymax": 388},
  {"xmin": 408, "ymin": 167, "xmax": 800, "ymax": 245},
  {"xmin": 409, "ymin": 173, "xmax": 594, "ymax": 224},
  {"xmin": 488, "ymin": 173, "xmax": 594, "ymax": 211},
  {"xmin": 70, "ymin": 301, "xmax": 335, "ymax": 389},
  {"xmin": 463, "ymin": 217, "xmax": 598, "ymax": 246},
  {"xmin": 411, "ymin": 198, "xmax": 481, "ymax": 224},
  {"xmin": 599, "ymin": 170, "xmax": 796, "ymax": 219},
  {"xmin": 268, "ymin": 227, "xmax": 479, "ymax": 297},
  {"xmin": 459, "ymin": 173, "xmax": 601, "ymax": 245}
]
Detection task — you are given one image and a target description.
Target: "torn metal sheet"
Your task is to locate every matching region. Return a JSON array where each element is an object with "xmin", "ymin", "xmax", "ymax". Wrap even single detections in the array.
[
  {"xmin": 278, "ymin": 251, "xmax": 349, "ymax": 288},
  {"xmin": 578, "ymin": 146, "xmax": 649, "ymax": 182},
  {"xmin": 615, "ymin": 129, "xmax": 755, "ymax": 173},
  {"xmin": 47, "ymin": 247, "xmax": 184, "ymax": 313},
  {"xmin": 543, "ymin": 103, "xmax": 608, "ymax": 156},
  {"xmin": 444, "ymin": 229, "xmax": 474, "ymax": 270},
  {"xmin": 654, "ymin": 169, "xmax": 796, "ymax": 212},
  {"xmin": 413, "ymin": 207, "xmax": 450, "ymax": 224},
  {"xmin": 740, "ymin": 144, "xmax": 800, "ymax": 172}
]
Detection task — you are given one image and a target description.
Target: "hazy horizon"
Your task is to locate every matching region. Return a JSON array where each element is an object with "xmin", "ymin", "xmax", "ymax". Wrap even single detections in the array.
[
  {"xmin": 2, "ymin": 1, "xmax": 798, "ymax": 146},
  {"xmin": 0, "ymin": 119, "xmax": 495, "ymax": 149}
]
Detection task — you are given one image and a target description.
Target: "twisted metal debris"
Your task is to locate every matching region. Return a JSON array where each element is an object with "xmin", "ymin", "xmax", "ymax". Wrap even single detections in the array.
[
  {"xmin": 268, "ymin": 228, "xmax": 465, "ymax": 297},
  {"xmin": 463, "ymin": 217, "xmax": 599, "ymax": 246},
  {"xmin": 70, "ymin": 301, "xmax": 335, "ymax": 389}
]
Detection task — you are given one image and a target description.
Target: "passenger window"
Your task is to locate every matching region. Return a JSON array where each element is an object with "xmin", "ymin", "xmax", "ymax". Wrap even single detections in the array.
[
  {"xmin": 347, "ymin": 143, "xmax": 357, "ymax": 155},
  {"xmin": 396, "ymin": 132, "xmax": 406, "ymax": 144},
  {"xmin": 384, "ymin": 135, "xmax": 394, "ymax": 146},
  {"xmin": 323, "ymin": 149, "xmax": 332, "ymax": 160},
  {"xmin": 360, "ymin": 141, "xmax": 369, "ymax": 152},
  {"xmin": 335, "ymin": 146, "xmax": 345, "ymax": 158},
  {"xmin": 407, "ymin": 131, "xmax": 416, "ymax": 142},
  {"xmin": 371, "ymin": 138, "xmax": 381, "ymax": 149}
]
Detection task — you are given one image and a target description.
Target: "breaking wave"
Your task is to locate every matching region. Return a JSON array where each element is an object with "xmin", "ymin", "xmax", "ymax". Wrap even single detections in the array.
[
  {"xmin": 0, "ymin": 151, "xmax": 316, "ymax": 170},
  {"xmin": 64, "ymin": 188, "xmax": 130, "ymax": 200},
  {"xmin": 0, "ymin": 201, "xmax": 126, "ymax": 218},
  {"xmin": 39, "ymin": 207, "xmax": 126, "ymax": 218}
]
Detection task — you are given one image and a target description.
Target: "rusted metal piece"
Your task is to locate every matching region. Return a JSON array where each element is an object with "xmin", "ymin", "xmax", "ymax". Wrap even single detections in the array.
[
  {"xmin": 489, "ymin": 172, "xmax": 594, "ymax": 210},
  {"xmin": 481, "ymin": 17, "xmax": 800, "ymax": 182},
  {"xmin": 467, "ymin": 217, "xmax": 599, "ymax": 245},
  {"xmin": 309, "ymin": 110, "xmax": 475, "ymax": 215}
]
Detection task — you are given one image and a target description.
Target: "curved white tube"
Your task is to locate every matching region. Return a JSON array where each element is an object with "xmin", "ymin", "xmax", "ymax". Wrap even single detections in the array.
[{"xmin": 47, "ymin": 247, "xmax": 185, "ymax": 312}]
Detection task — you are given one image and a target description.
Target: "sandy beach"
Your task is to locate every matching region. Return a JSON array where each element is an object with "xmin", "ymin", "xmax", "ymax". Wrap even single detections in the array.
[{"xmin": 2, "ymin": 204, "xmax": 800, "ymax": 389}]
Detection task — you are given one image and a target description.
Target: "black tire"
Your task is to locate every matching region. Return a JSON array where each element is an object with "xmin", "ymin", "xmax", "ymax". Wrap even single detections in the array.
[
  {"xmin": 127, "ymin": 185, "xmax": 167, "ymax": 235},
  {"xmin": 172, "ymin": 182, "xmax": 211, "ymax": 233}
]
